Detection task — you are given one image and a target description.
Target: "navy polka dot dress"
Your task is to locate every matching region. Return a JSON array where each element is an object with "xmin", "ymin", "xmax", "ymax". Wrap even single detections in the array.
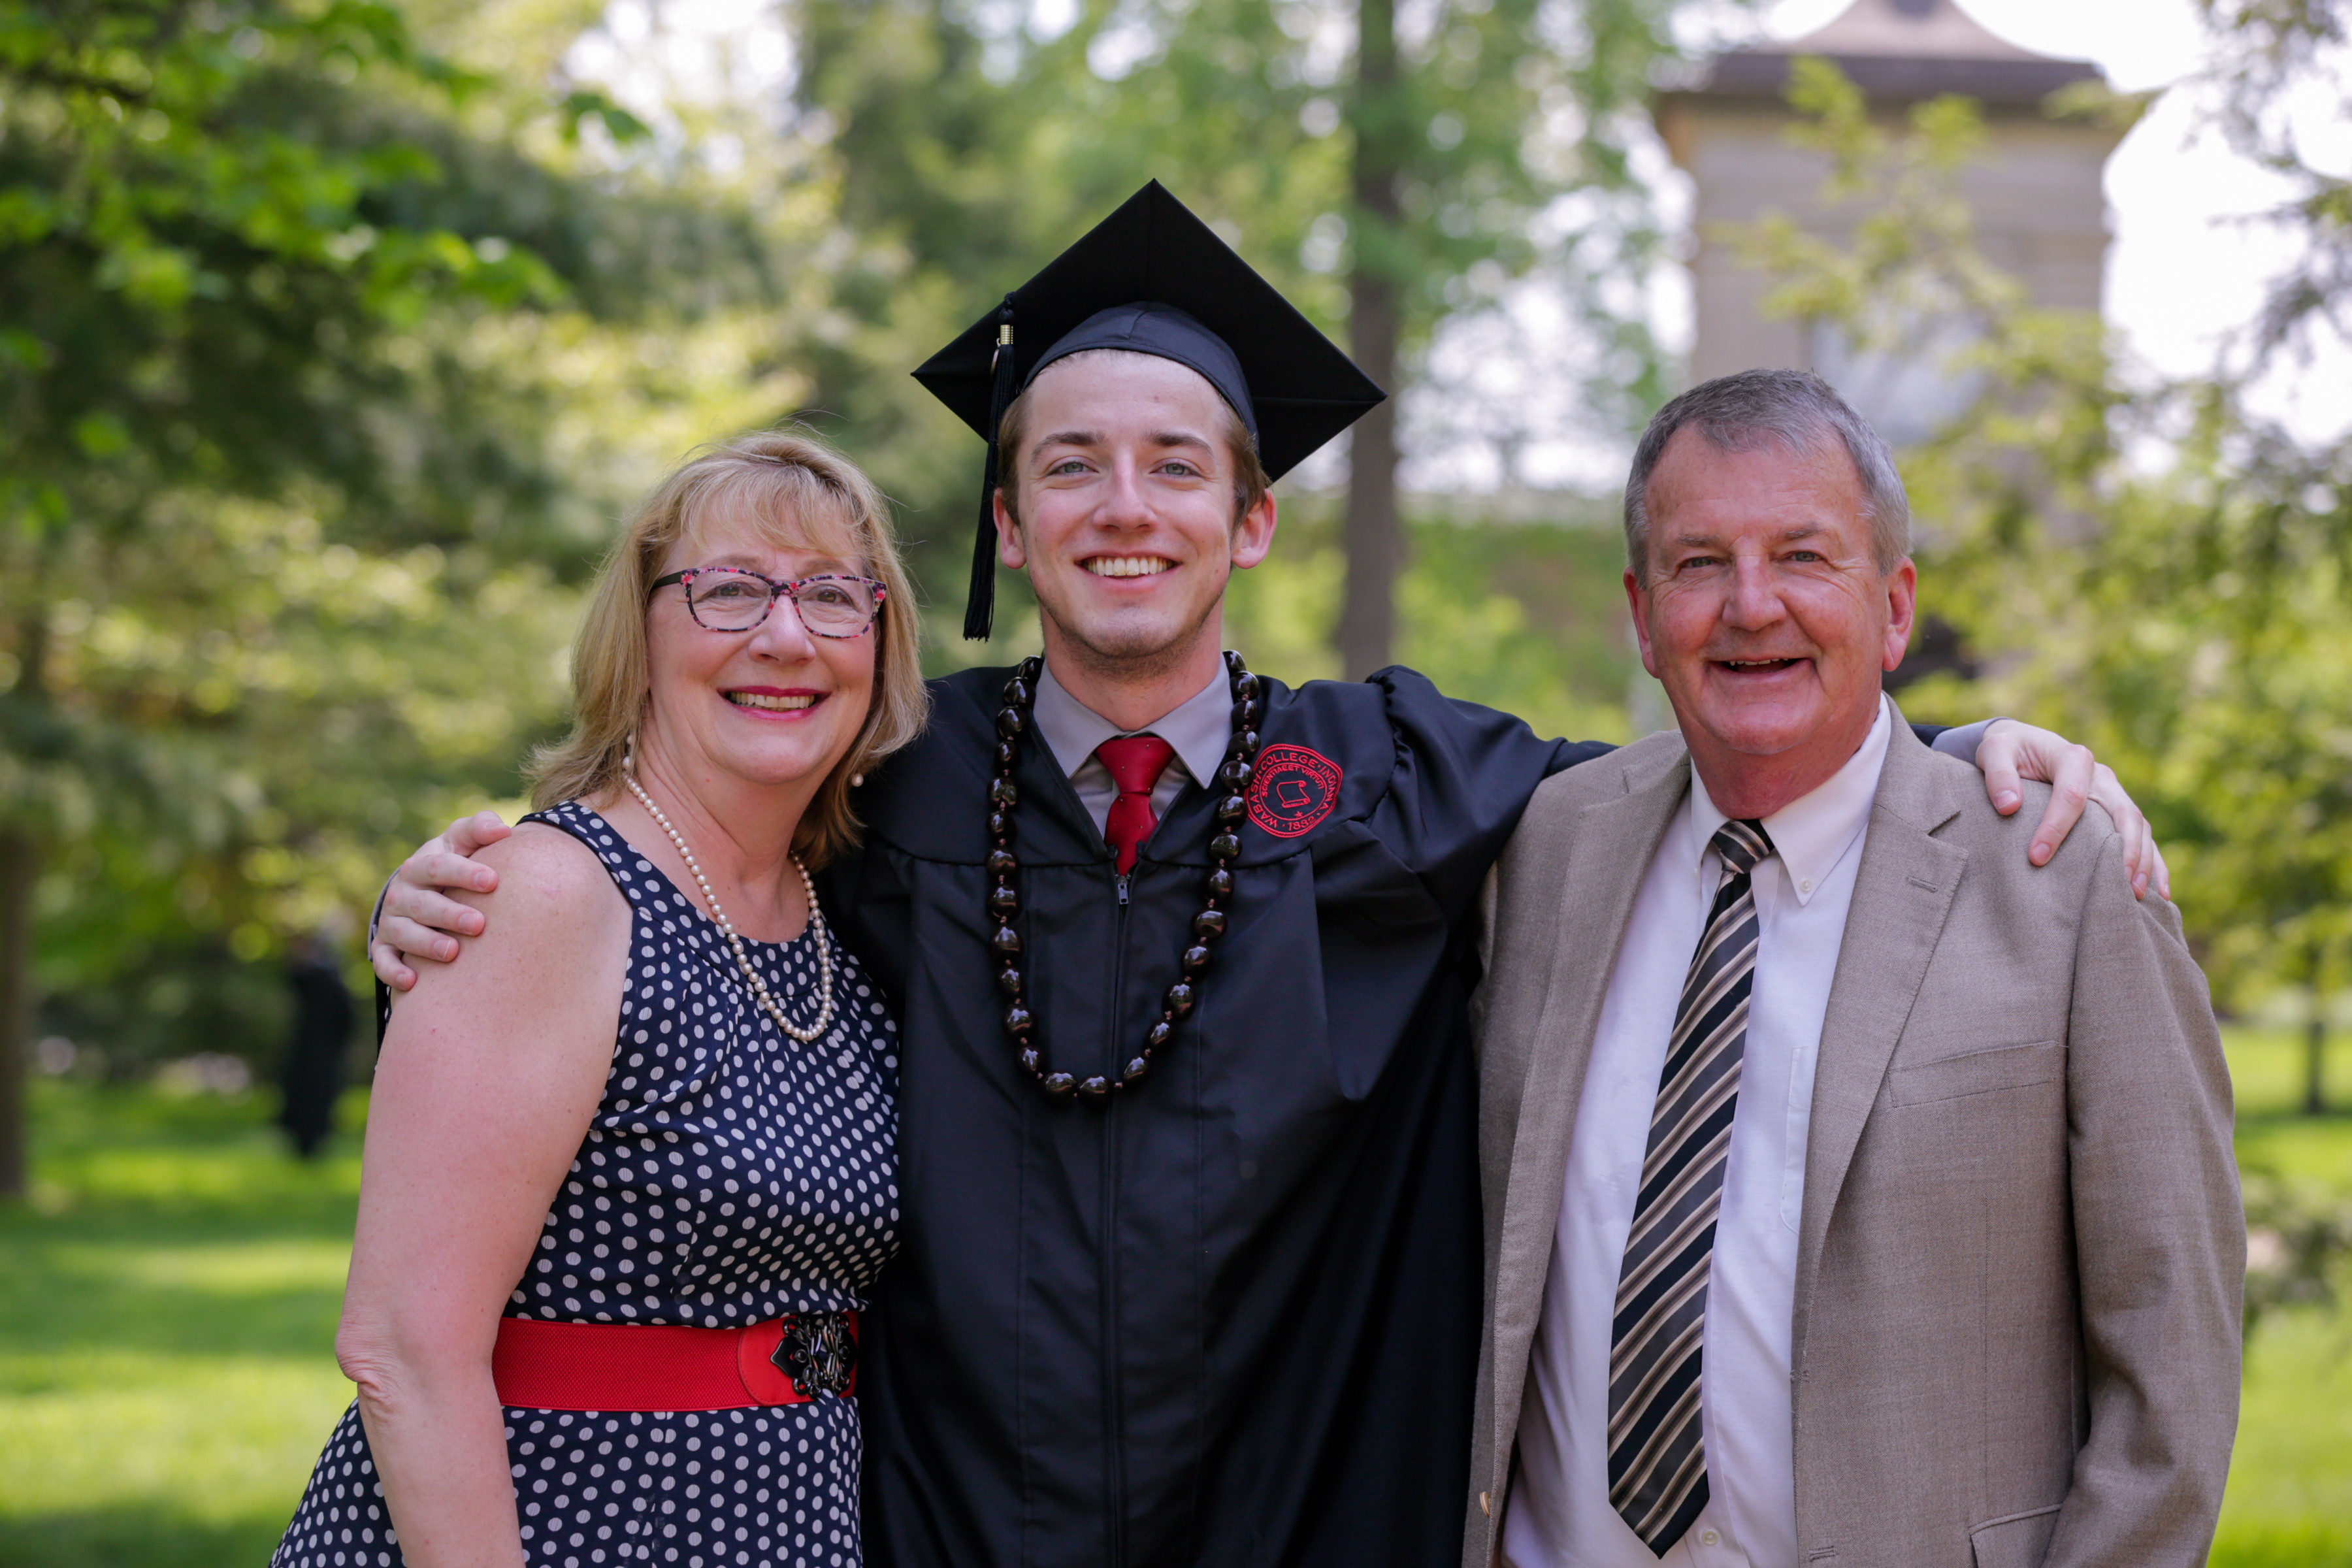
[{"xmin": 275, "ymin": 800, "xmax": 899, "ymax": 1568}]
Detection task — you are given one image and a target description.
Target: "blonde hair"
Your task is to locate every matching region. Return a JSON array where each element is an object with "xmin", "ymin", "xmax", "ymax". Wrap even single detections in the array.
[{"xmin": 529, "ymin": 429, "xmax": 928, "ymax": 867}]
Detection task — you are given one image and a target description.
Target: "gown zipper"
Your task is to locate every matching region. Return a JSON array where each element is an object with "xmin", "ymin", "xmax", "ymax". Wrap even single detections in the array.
[{"xmin": 1102, "ymin": 858, "xmax": 1130, "ymax": 1568}]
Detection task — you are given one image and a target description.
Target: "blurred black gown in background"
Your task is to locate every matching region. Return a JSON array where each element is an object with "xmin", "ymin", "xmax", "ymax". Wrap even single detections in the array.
[{"xmin": 278, "ymin": 935, "xmax": 354, "ymax": 1160}]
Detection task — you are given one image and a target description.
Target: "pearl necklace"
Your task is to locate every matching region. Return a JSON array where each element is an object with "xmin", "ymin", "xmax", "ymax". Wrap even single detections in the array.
[{"xmin": 621, "ymin": 758, "xmax": 837, "ymax": 1045}]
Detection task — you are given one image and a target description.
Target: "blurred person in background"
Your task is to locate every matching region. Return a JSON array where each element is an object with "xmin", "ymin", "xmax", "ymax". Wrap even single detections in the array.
[
  {"xmin": 369, "ymin": 188, "xmax": 2163, "ymax": 1568},
  {"xmin": 273, "ymin": 431, "xmax": 926, "ymax": 1568},
  {"xmin": 277, "ymin": 930, "xmax": 355, "ymax": 1160}
]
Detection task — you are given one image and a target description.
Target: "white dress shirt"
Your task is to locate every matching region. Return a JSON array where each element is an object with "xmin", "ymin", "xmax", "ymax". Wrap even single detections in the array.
[
  {"xmin": 1030, "ymin": 660, "xmax": 1233, "ymax": 838},
  {"xmin": 1503, "ymin": 696, "xmax": 1897, "ymax": 1568}
]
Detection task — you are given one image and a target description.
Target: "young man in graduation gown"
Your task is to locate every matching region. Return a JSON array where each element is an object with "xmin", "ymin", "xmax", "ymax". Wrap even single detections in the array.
[{"xmin": 369, "ymin": 185, "xmax": 2164, "ymax": 1568}]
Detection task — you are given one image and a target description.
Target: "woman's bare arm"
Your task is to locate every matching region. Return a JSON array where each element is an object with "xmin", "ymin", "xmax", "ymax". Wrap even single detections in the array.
[{"xmin": 336, "ymin": 823, "xmax": 629, "ymax": 1568}]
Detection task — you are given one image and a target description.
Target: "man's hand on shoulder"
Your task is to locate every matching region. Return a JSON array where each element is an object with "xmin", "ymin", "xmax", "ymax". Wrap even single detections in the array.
[
  {"xmin": 1972, "ymin": 719, "xmax": 2170, "ymax": 902},
  {"xmin": 394, "ymin": 822, "xmax": 626, "ymax": 1011},
  {"xmin": 370, "ymin": 809, "xmax": 514, "ymax": 993}
]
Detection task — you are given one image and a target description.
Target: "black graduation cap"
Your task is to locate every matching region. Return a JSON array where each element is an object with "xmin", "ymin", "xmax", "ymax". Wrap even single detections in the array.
[{"xmin": 914, "ymin": 181, "xmax": 1386, "ymax": 640}]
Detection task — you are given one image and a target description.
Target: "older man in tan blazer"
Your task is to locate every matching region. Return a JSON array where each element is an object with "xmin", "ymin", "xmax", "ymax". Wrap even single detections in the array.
[{"xmin": 1465, "ymin": 370, "xmax": 2242, "ymax": 1568}]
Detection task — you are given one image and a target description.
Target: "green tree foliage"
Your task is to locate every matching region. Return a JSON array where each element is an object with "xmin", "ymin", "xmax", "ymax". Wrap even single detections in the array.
[
  {"xmin": 0, "ymin": 0, "xmax": 809, "ymax": 1193},
  {"xmin": 783, "ymin": 0, "xmax": 1686, "ymax": 664}
]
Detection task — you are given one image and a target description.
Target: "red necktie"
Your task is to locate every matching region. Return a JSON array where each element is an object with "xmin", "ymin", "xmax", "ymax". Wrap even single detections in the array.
[{"xmin": 1096, "ymin": 734, "xmax": 1176, "ymax": 875}]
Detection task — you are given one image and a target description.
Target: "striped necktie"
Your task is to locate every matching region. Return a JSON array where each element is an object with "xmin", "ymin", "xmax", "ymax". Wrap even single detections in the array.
[{"xmin": 1607, "ymin": 817, "xmax": 1775, "ymax": 1556}]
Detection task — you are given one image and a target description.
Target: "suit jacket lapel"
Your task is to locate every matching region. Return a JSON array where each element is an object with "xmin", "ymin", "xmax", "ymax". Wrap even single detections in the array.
[
  {"xmin": 1490, "ymin": 743, "xmax": 1692, "ymax": 1448},
  {"xmin": 1790, "ymin": 716, "xmax": 1970, "ymax": 1371}
]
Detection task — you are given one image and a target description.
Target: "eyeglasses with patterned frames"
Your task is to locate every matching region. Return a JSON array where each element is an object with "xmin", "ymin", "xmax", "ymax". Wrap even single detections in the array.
[{"xmin": 651, "ymin": 568, "xmax": 888, "ymax": 638}]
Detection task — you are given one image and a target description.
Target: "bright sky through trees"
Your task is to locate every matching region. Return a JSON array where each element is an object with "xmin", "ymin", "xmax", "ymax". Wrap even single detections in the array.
[
  {"xmin": 564, "ymin": 0, "xmax": 2352, "ymax": 483},
  {"xmin": 1725, "ymin": 0, "xmax": 2352, "ymax": 445}
]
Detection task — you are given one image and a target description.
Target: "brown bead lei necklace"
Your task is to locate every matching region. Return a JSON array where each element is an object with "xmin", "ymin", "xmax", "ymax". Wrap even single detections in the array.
[{"xmin": 987, "ymin": 651, "xmax": 1262, "ymax": 1103}]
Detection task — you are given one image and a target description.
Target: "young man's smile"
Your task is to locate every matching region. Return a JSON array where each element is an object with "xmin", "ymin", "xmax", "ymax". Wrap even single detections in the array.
[{"xmin": 1081, "ymin": 553, "xmax": 1177, "ymax": 579}]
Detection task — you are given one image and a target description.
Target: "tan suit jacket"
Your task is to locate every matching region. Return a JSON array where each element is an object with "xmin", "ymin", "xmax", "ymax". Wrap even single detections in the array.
[{"xmin": 1465, "ymin": 714, "xmax": 2242, "ymax": 1568}]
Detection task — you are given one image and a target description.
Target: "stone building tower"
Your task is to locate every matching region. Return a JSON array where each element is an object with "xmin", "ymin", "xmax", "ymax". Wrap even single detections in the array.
[{"xmin": 1656, "ymin": 0, "xmax": 2121, "ymax": 443}]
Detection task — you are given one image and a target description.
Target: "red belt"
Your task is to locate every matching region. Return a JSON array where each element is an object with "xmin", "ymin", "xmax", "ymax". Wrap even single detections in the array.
[{"xmin": 491, "ymin": 1311, "xmax": 858, "ymax": 1412}]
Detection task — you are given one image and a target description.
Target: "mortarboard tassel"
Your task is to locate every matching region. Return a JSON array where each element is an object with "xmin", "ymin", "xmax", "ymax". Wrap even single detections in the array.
[{"xmin": 963, "ymin": 296, "xmax": 1019, "ymax": 642}]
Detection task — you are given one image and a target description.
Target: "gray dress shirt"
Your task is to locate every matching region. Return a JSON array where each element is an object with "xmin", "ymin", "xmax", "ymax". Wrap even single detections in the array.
[{"xmin": 1031, "ymin": 661, "xmax": 1234, "ymax": 838}]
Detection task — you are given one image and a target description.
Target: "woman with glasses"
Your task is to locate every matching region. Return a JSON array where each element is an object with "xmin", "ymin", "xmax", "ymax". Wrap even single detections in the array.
[{"xmin": 274, "ymin": 431, "xmax": 926, "ymax": 1568}]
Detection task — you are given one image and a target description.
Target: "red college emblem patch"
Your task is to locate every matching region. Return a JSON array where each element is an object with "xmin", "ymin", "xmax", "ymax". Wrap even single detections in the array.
[{"xmin": 1246, "ymin": 745, "xmax": 1343, "ymax": 838}]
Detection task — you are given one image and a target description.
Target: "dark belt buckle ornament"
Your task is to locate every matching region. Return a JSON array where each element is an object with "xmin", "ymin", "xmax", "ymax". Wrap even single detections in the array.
[{"xmin": 772, "ymin": 1310, "xmax": 858, "ymax": 1397}]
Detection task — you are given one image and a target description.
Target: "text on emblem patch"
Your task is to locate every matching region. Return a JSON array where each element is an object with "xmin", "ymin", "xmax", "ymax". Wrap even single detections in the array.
[{"xmin": 1246, "ymin": 744, "xmax": 1343, "ymax": 838}]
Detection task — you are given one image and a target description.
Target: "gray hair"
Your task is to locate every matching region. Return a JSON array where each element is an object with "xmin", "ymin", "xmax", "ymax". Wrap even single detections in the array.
[{"xmin": 1623, "ymin": 368, "xmax": 1912, "ymax": 583}]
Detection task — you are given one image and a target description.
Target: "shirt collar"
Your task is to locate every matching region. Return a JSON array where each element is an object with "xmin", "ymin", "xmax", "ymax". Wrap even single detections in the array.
[
  {"xmin": 1031, "ymin": 657, "xmax": 1233, "ymax": 789},
  {"xmin": 1688, "ymin": 694, "xmax": 1893, "ymax": 907}
]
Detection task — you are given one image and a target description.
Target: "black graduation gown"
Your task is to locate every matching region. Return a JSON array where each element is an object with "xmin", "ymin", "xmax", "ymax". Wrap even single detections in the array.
[{"xmin": 821, "ymin": 664, "xmax": 1610, "ymax": 1568}]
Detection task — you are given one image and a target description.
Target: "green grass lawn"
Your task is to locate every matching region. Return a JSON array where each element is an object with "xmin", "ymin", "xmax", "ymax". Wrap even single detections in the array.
[
  {"xmin": 0, "ymin": 1082, "xmax": 363, "ymax": 1566},
  {"xmin": 3, "ymin": 1030, "xmax": 2350, "ymax": 1567},
  {"xmin": 2213, "ymin": 1028, "xmax": 2352, "ymax": 1568}
]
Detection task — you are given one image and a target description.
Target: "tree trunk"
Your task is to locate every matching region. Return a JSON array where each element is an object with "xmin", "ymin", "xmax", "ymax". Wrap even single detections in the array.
[
  {"xmin": 0, "ymin": 826, "xmax": 36, "ymax": 1199},
  {"xmin": 0, "ymin": 608, "xmax": 46, "ymax": 1199},
  {"xmin": 1337, "ymin": 0, "xmax": 1405, "ymax": 681},
  {"xmin": 2305, "ymin": 1011, "xmax": 2328, "ymax": 1117}
]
